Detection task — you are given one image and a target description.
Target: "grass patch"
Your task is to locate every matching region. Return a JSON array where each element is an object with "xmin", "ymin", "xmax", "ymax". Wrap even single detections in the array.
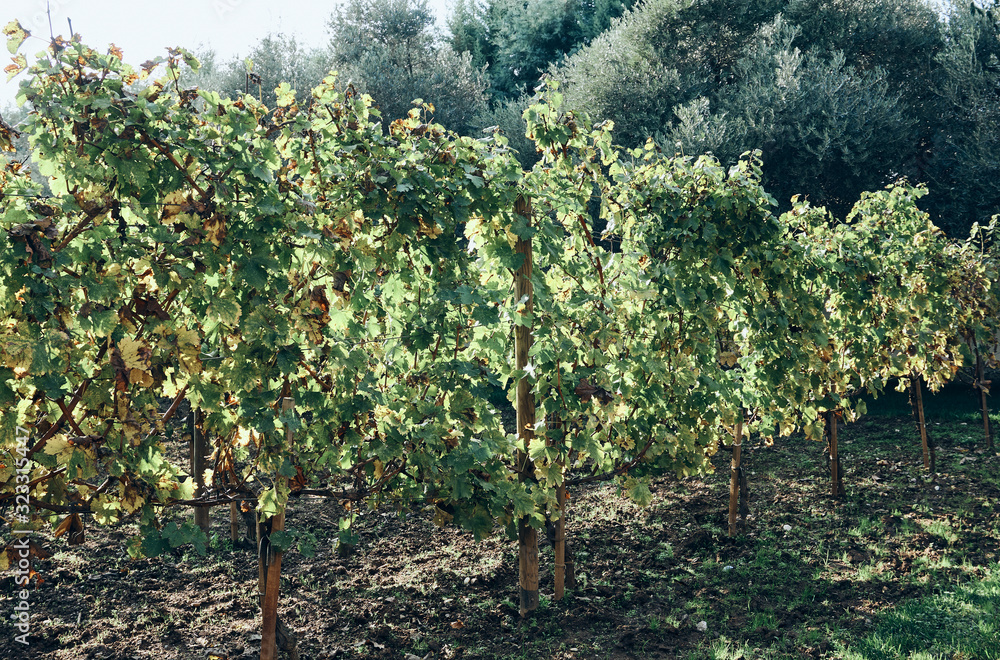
[{"xmin": 841, "ymin": 564, "xmax": 1000, "ymax": 659}]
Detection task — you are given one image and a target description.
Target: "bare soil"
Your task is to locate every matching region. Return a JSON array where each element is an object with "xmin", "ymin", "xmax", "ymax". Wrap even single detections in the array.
[{"xmin": 2, "ymin": 411, "xmax": 999, "ymax": 660}]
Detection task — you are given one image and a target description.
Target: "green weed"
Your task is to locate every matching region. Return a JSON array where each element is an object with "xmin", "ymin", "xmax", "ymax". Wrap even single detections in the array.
[{"xmin": 840, "ymin": 565, "xmax": 1000, "ymax": 659}]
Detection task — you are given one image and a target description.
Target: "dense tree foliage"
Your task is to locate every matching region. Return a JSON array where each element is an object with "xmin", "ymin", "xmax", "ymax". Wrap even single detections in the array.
[
  {"xmin": 328, "ymin": 0, "xmax": 489, "ymax": 134},
  {"xmin": 471, "ymin": 95, "xmax": 541, "ymax": 168},
  {"xmin": 549, "ymin": 0, "xmax": 1000, "ymax": 232},
  {"xmin": 67, "ymin": 0, "xmax": 999, "ymax": 233},
  {"xmin": 449, "ymin": 0, "xmax": 638, "ymax": 101},
  {"xmin": 182, "ymin": 0, "xmax": 489, "ymax": 135},
  {"xmin": 184, "ymin": 34, "xmax": 332, "ymax": 109},
  {"xmin": 925, "ymin": 1, "xmax": 1000, "ymax": 232}
]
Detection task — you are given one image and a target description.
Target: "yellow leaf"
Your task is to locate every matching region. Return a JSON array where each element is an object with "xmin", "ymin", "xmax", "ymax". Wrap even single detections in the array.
[
  {"xmin": 418, "ymin": 218, "xmax": 443, "ymax": 239},
  {"xmin": 0, "ymin": 107, "xmax": 20, "ymax": 151},
  {"xmin": 116, "ymin": 396, "xmax": 130, "ymax": 421},
  {"xmin": 3, "ymin": 20, "xmax": 30, "ymax": 55},
  {"xmin": 203, "ymin": 214, "xmax": 226, "ymax": 246},
  {"xmin": 43, "ymin": 436, "xmax": 72, "ymax": 460},
  {"xmin": 234, "ymin": 427, "xmax": 255, "ymax": 447},
  {"xmin": 118, "ymin": 483, "xmax": 145, "ymax": 514},
  {"xmin": 1, "ymin": 333, "xmax": 33, "ymax": 370},
  {"xmin": 504, "ymin": 226, "xmax": 518, "ymax": 248},
  {"xmin": 4, "ymin": 53, "xmax": 25, "ymax": 82},
  {"xmin": 433, "ymin": 506, "xmax": 454, "ymax": 528},
  {"xmin": 464, "ymin": 215, "xmax": 483, "ymax": 242},
  {"xmin": 119, "ymin": 338, "xmax": 153, "ymax": 387},
  {"xmin": 161, "ymin": 190, "xmax": 187, "ymax": 221},
  {"xmin": 129, "ymin": 368, "xmax": 153, "ymax": 387},
  {"xmin": 175, "ymin": 327, "xmax": 202, "ymax": 374}
]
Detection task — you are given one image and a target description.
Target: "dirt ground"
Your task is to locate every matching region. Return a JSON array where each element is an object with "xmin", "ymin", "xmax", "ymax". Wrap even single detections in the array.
[{"xmin": 2, "ymin": 412, "xmax": 999, "ymax": 660}]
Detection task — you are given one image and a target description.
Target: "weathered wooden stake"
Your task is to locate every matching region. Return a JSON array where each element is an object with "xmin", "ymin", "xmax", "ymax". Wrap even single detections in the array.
[
  {"xmin": 259, "ymin": 518, "xmax": 276, "ymax": 660},
  {"xmin": 554, "ymin": 484, "xmax": 566, "ymax": 600},
  {"xmin": 190, "ymin": 406, "xmax": 211, "ymax": 534},
  {"xmin": 514, "ymin": 195, "xmax": 539, "ymax": 617},
  {"xmin": 260, "ymin": 397, "xmax": 292, "ymax": 660},
  {"xmin": 727, "ymin": 417, "xmax": 744, "ymax": 537},
  {"xmin": 230, "ymin": 481, "xmax": 240, "ymax": 545},
  {"xmin": 260, "ymin": 508, "xmax": 284, "ymax": 660},
  {"xmin": 974, "ymin": 338, "xmax": 994, "ymax": 451},
  {"xmin": 228, "ymin": 463, "xmax": 240, "ymax": 544},
  {"xmin": 909, "ymin": 376, "xmax": 935, "ymax": 472},
  {"xmin": 827, "ymin": 411, "xmax": 845, "ymax": 497},
  {"xmin": 548, "ymin": 412, "xmax": 569, "ymax": 600}
]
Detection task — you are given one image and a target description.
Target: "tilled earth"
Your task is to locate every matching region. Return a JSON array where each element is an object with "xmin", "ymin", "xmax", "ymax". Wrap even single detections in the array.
[{"xmin": 2, "ymin": 413, "xmax": 998, "ymax": 660}]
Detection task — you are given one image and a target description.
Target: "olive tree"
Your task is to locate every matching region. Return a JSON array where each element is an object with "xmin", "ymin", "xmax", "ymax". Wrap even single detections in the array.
[{"xmin": 330, "ymin": 0, "xmax": 489, "ymax": 134}]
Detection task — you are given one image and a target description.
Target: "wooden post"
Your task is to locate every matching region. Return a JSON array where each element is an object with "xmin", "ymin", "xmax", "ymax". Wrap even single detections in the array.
[
  {"xmin": 727, "ymin": 417, "xmax": 744, "ymax": 537},
  {"xmin": 230, "ymin": 502, "xmax": 240, "ymax": 545},
  {"xmin": 229, "ymin": 467, "xmax": 241, "ymax": 548},
  {"xmin": 260, "ymin": 398, "xmax": 292, "ymax": 660},
  {"xmin": 909, "ymin": 376, "xmax": 935, "ymax": 472},
  {"xmin": 974, "ymin": 338, "xmax": 994, "ymax": 451},
  {"xmin": 549, "ymin": 413, "xmax": 567, "ymax": 601},
  {"xmin": 257, "ymin": 515, "xmax": 270, "ymax": 652},
  {"xmin": 514, "ymin": 195, "xmax": 539, "ymax": 617},
  {"xmin": 190, "ymin": 407, "xmax": 211, "ymax": 534},
  {"xmin": 554, "ymin": 484, "xmax": 566, "ymax": 600},
  {"xmin": 260, "ymin": 507, "xmax": 285, "ymax": 660},
  {"xmin": 229, "ymin": 465, "xmax": 240, "ymax": 544},
  {"xmin": 827, "ymin": 411, "xmax": 845, "ymax": 497}
]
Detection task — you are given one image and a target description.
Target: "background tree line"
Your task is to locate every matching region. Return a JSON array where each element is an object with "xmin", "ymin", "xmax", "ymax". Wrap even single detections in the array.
[{"xmin": 4, "ymin": 0, "xmax": 999, "ymax": 234}]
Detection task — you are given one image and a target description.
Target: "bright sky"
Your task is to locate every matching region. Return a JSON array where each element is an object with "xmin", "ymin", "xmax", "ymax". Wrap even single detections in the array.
[{"xmin": 1, "ymin": 0, "xmax": 456, "ymax": 110}]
